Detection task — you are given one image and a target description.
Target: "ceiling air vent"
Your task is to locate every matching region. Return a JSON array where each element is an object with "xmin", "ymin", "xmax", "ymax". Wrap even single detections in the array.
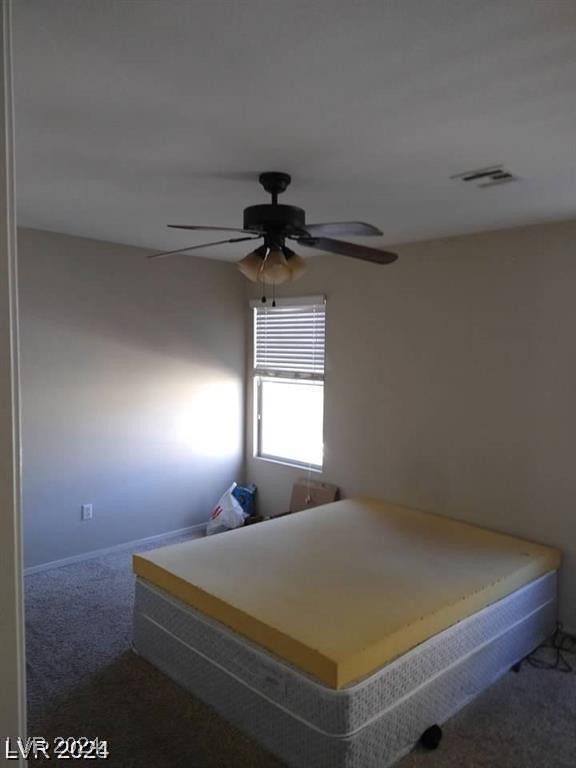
[{"xmin": 450, "ymin": 164, "xmax": 518, "ymax": 188}]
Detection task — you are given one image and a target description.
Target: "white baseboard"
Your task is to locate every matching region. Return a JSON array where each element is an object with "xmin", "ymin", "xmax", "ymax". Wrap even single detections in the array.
[{"xmin": 24, "ymin": 522, "xmax": 207, "ymax": 576}]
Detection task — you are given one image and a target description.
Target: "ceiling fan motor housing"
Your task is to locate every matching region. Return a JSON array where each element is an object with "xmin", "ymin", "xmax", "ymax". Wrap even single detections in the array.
[{"xmin": 243, "ymin": 204, "xmax": 307, "ymax": 238}]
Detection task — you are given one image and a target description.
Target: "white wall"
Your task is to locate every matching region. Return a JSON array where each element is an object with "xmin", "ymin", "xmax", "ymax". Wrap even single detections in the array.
[
  {"xmin": 246, "ymin": 219, "xmax": 576, "ymax": 630},
  {"xmin": 19, "ymin": 228, "xmax": 245, "ymax": 568}
]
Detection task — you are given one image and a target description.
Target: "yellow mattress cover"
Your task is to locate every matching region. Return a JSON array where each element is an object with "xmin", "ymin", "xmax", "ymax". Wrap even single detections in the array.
[{"xmin": 133, "ymin": 498, "xmax": 560, "ymax": 689}]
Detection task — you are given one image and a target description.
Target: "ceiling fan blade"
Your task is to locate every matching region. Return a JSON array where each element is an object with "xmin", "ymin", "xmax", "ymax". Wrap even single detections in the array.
[
  {"xmin": 304, "ymin": 221, "xmax": 383, "ymax": 237},
  {"xmin": 297, "ymin": 236, "xmax": 398, "ymax": 265},
  {"xmin": 149, "ymin": 236, "xmax": 261, "ymax": 260},
  {"xmin": 168, "ymin": 224, "xmax": 258, "ymax": 234}
]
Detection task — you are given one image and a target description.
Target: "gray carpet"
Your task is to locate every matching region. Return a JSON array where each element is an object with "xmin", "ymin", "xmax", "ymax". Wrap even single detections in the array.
[{"xmin": 26, "ymin": 539, "xmax": 576, "ymax": 768}]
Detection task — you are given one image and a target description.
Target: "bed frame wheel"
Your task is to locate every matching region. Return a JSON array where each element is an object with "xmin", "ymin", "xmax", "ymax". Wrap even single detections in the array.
[{"xmin": 420, "ymin": 724, "xmax": 443, "ymax": 751}]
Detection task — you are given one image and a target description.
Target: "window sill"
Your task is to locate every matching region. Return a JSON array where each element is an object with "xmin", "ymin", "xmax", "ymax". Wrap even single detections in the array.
[{"xmin": 254, "ymin": 455, "xmax": 323, "ymax": 473}]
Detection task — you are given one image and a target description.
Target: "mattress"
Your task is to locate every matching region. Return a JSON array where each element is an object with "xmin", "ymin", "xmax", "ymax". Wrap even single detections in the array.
[
  {"xmin": 133, "ymin": 497, "xmax": 560, "ymax": 688},
  {"xmin": 133, "ymin": 572, "xmax": 558, "ymax": 768}
]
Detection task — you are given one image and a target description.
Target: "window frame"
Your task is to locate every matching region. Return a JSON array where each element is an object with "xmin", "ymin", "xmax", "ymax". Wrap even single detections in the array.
[
  {"xmin": 255, "ymin": 375, "xmax": 325, "ymax": 470},
  {"xmin": 251, "ymin": 296, "xmax": 326, "ymax": 470}
]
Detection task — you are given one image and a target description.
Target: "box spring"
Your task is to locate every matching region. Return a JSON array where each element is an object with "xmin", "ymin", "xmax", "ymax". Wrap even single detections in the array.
[{"xmin": 133, "ymin": 572, "xmax": 556, "ymax": 768}]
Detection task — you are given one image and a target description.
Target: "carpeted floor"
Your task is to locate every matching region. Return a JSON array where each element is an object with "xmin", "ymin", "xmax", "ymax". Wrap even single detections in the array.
[{"xmin": 26, "ymin": 538, "xmax": 576, "ymax": 768}]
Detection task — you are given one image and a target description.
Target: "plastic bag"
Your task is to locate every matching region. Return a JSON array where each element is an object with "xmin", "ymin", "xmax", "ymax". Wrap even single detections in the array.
[
  {"xmin": 232, "ymin": 483, "xmax": 257, "ymax": 519},
  {"xmin": 206, "ymin": 482, "xmax": 247, "ymax": 536}
]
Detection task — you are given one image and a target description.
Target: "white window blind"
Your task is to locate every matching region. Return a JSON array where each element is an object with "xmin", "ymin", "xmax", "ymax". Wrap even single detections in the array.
[{"xmin": 253, "ymin": 298, "xmax": 326, "ymax": 380}]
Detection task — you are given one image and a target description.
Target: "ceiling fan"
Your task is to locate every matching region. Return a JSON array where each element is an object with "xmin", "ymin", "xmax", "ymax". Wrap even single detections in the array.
[{"xmin": 150, "ymin": 171, "xmax": 398, "ymax": 286}]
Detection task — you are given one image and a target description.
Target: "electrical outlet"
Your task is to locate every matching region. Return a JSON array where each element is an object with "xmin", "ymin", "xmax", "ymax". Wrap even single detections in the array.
[{"xmin": 81, "ymin": 504, "xmax": 93, "ymax": 521}]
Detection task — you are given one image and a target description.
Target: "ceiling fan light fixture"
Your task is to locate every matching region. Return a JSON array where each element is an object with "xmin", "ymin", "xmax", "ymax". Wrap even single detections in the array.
[
  {"xmin": 237, "ymin": 246, "xmax": 266, "ymax": 282},
  {"xmin": 237, "ymin": 244, "xmax": 307, "ymax": 284},
  {"xmin": 259, "ymin": 246, "xmax": 292, "ymax": 285}
]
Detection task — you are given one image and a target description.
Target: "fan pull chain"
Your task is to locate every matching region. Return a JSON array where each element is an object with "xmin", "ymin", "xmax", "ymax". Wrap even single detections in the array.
[{"xmin": 260, "ymin": 248, "xmax": 268, "ymax": 304}]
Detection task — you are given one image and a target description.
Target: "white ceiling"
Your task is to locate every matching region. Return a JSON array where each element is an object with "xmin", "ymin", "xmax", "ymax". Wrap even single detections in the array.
[{"xmin": 13, "ymin": 0, "xmax": 576, "ymax": 259}]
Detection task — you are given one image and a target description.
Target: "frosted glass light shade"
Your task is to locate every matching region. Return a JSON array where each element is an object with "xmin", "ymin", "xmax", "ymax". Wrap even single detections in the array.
[
  {"xmin": 261, "ymin": 248, "xmax": 291, "ymax": 285},
  {"xmin": 286, "ymin": 251, "xmax": 307, "ymax": 280},
  {"xmin": 237, "ymin": 245, "xmax": 305, "ymax": 284},
  {"xmin": 237, "ymin": 249, "xmax": 264, "ymax": 281}
]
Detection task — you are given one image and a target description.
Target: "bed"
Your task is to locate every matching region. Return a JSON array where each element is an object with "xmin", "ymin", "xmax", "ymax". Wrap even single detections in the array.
[{"xmin": 132, "ymin": 498, "xmax": 561, "ymax": 767}]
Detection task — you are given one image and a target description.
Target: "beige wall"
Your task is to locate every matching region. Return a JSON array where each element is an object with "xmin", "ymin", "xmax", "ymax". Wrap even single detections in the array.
[
  {"xmin": 246, "ymin": 219, "xmax": 576, "ymax": 631},
  {"xmin": 20, "ymin": 228, "xmax": 245, "ymax": 568}
]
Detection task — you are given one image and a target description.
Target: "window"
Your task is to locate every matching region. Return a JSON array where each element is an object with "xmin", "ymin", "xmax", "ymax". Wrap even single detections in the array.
[{"xmin": 253, "ymin": 297, "xmax": 326, "ymax": 469}]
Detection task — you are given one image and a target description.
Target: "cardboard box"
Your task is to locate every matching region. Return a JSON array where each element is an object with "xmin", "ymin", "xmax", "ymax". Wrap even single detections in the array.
[{"xmin": 289, "ymin": 479, "xmax": 339, "ymax": 513}]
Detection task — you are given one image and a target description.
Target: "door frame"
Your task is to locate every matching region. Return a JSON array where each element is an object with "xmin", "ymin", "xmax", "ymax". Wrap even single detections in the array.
[{"xmin": 0, "ymin": 0, "xmax": 27, "ymax": 758}]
